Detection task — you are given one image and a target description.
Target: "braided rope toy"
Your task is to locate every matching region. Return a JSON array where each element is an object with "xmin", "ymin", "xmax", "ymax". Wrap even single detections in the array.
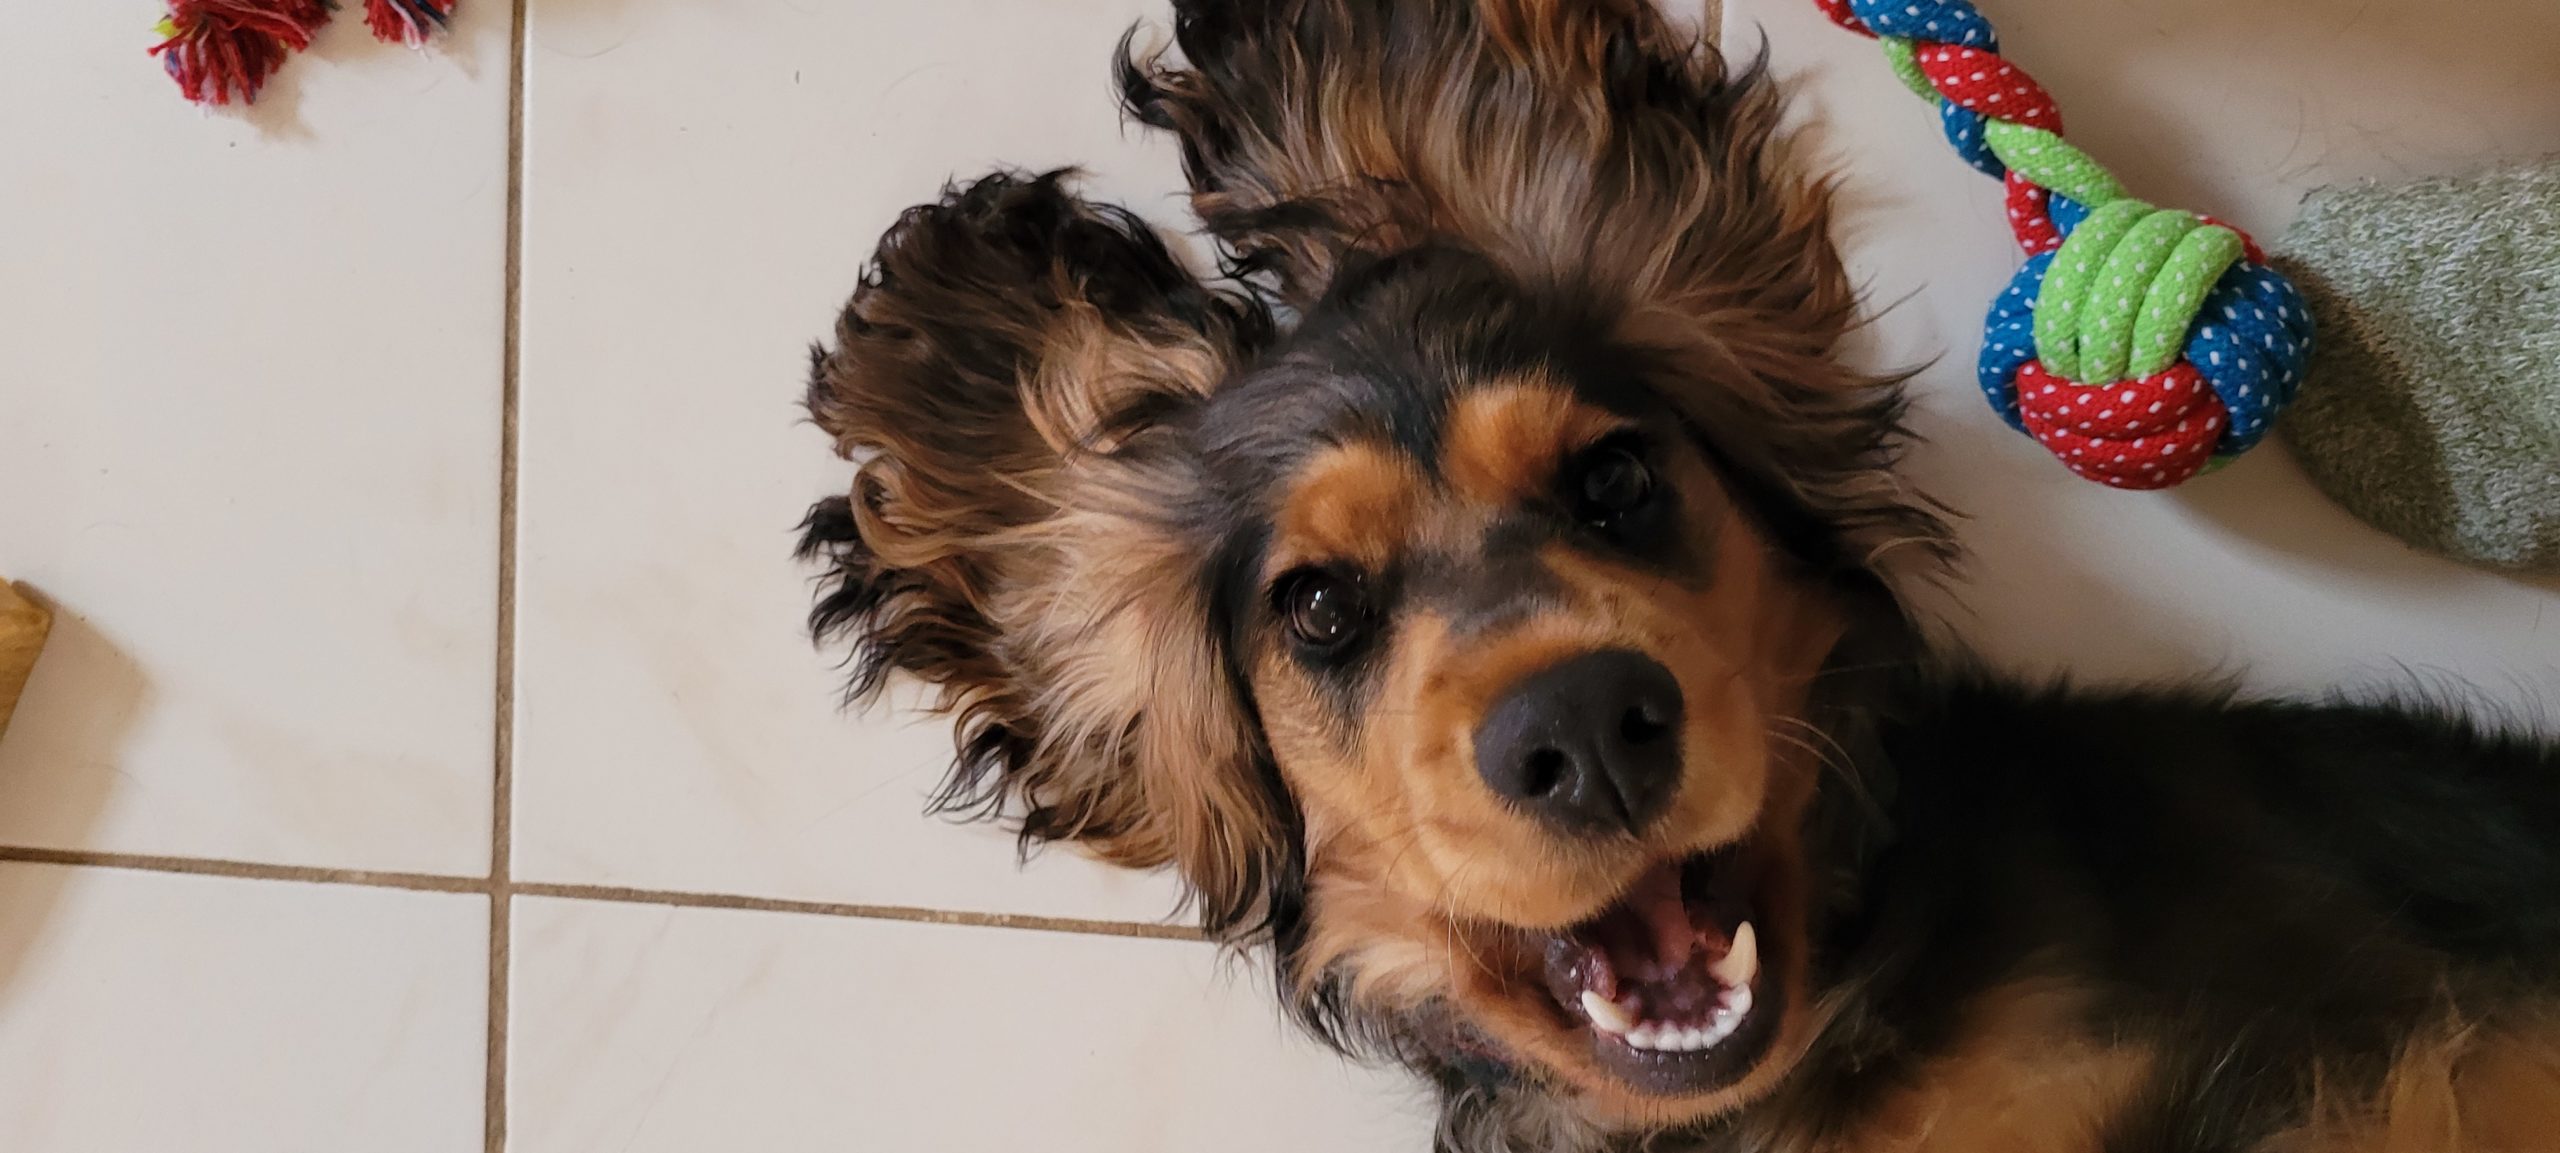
[{"xmin": 1810, "ymin": 0, "xmax": 2314, "ymax": 489}]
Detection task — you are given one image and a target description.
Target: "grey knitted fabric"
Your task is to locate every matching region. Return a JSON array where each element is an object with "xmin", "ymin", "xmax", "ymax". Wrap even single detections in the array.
[{"xmin": 2274, "ymin": 158, "xmax": 2560, "ymax": 573}]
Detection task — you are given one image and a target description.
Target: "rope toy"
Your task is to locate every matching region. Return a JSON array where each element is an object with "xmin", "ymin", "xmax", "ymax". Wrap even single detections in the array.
[
  {"xmin": 151, "ymin": 0, "xmax": 456, "ymax": 107},
  {"xmin": 1809, "ymin": 0, "xmax": 2315, "ymax": 489}
]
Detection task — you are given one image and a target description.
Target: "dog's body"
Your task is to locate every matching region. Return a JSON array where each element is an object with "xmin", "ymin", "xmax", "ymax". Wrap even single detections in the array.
[
  {"xmin": 1729, "ymin": 680, "xmax": 2560, "ymax": 1153},
  {"xmin": 798, "ymin": 2, "xmax": 2560, "ymax": 1148}
]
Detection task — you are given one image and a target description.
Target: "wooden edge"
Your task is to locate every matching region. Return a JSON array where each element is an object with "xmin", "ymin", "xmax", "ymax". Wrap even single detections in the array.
[{"xmin": 0, "ymin": 581, "xmax": 53, "ymax": 740}]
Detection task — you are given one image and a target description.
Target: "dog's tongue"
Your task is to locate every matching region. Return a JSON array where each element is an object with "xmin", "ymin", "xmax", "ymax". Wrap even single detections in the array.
[{"xmin": 1595, "ymin": 861, "xmax": 1696, "ymax": 980}]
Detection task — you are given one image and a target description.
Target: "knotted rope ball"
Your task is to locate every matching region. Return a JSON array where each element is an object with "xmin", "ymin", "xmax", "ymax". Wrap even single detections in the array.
[{"xmin": 1811, "ymin": 0, "xmax": 2315, "ymax": 489}]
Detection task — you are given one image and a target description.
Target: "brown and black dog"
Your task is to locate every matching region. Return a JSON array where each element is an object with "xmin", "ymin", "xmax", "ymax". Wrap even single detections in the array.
[{"xmin": 797, "ymin": 2, "xmax": 2560, "ymax": 1149}]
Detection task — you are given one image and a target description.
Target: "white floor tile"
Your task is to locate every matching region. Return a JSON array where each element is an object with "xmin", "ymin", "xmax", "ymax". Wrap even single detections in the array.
[
  {"xmin": 1726, "ymin": 0, "xmax": 2560, "ymax": 703},
  {"xmin": 507, "ymin": 897, "xmax": 1434, "ymax": 1153},
  {"xmin": 510, "ymin": 0, "xmax": 1211, "ymax": 918},
  {"xmin": 0, "ymin": 865, "xmax": 486, "ymax": 1153},
  {"xmin": 0, "ymin": 5, "xmax": 512, "ymax": 872}
]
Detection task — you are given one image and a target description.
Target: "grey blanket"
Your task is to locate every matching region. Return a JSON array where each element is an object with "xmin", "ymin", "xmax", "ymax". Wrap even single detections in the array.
[{"xmin": 2275, "ymin": 158, "xmax": 2560, "ymax": 573}]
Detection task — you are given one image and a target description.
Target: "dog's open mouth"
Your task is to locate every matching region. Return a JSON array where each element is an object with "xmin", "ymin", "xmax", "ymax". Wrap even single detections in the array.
[{"xmin": 1540, "ymin": 842, "xmax": 1780, "ymax": 1096}]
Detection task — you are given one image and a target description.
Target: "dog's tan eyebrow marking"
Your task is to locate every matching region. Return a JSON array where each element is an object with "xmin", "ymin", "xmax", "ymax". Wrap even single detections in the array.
[
  {"xmin": 1273, "ymin": 440, "xmax": 1427, "ymax": 574},
  {"xmin": 1444, "ymin": 381, "xmax": 1631, "ymax": 509}
]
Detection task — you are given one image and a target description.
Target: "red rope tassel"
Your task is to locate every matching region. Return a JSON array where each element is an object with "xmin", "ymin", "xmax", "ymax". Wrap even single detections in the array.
[
  {"xmin": 149, "ymin": 0, "xmax": 334, "ymax": 106},
  {"xmin": 364, "ymin": 0, "xmax": 455, "ymax": 48}
]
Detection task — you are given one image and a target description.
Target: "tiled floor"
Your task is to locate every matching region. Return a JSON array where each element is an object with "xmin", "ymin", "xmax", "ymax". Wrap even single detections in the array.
[{"xmin": 0, "ymin": 0, "xmax": 2552, "ymax": 1149}]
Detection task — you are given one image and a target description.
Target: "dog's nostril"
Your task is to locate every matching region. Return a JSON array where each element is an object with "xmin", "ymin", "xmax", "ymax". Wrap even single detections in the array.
[
  {"xmin": 1621, "ymin": 705, "xmax": 1668, "ymax": 747},
  {"xmin": 1523, "ymin": 748, "xmax": 1569, "ymax": 798}
]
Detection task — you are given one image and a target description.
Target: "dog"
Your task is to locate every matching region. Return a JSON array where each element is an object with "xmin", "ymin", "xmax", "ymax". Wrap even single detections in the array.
[{"xmin": 795, "ymin": 2, "xmax": 2560, "ymax": 1149}]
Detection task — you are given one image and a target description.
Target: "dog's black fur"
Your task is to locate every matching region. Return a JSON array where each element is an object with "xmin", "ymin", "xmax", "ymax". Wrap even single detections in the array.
[
  {"xmin": 799, "ymin": 2, "xmax": 2560, "ymax": 1149},
  {"xmin": 1763, "ymin": 681, "xmax": 2560, "ymax": 1151}
]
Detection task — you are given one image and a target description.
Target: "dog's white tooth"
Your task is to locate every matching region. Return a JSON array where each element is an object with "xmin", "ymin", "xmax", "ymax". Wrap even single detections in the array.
[
  {"xmin": 1676, "ymin": 1027, "xmax": 1709, "ymax": 1052},
  {"xmin": 1709, "ymin": 921, "xmax": 1759, "ymax": 989},
  {"xmin": 1721, "ymin": 983, "xmax": 1755, "ymax": 1021},
  {"xmin": 1624, "ymin": 1026, "xmax": 1658, "ymax": 1050},
  {"xmin": 1581, "ymin": 990, "xmax": 1635, "ymax": 1035}
]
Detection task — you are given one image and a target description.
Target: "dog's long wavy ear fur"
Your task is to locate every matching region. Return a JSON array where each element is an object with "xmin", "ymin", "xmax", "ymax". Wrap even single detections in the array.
[
  {"xmin": 1122, "ymin": 0, "xmax": 1954, "ymax": 581},
  {"xmin": 798, "ymin": 171, "xmax": 1283, "ymax": 933}
]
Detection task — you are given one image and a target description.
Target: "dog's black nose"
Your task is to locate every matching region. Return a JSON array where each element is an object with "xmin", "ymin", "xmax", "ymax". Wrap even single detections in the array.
[{"xmin": 1472, "ymin": 649, "xmax": 1684, "ymax": 835}]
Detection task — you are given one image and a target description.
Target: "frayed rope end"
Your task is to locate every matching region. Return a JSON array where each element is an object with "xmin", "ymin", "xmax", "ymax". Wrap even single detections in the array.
[
  {"xmin": 150, "ymin": 0, "xmax": 457, "ymax": 106},
  {"xmin": 149, "ymin": 0, "xmax": 332, "ymax": 106},
  {"xmin": 364, "ymin": 0, "xmax": 456, "ymax": 49}
]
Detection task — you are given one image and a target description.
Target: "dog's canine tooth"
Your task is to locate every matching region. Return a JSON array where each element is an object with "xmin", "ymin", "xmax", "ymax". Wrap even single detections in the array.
[
  {"xmin": 1709, "ymin": 921, "xmax": 1759, "ymax": 990},
  {"xmin": 1581, "ymin": 989, "xmax": 1636, "ymax": 1035}
]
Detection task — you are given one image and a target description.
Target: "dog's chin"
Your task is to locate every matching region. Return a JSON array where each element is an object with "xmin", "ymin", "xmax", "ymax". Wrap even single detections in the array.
[{"xmin": 1525, "ymin": 838, "xmax": 1789, "ymax": 1101}]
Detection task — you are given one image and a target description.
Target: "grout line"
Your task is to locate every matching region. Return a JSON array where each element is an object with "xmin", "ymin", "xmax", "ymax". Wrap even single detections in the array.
[
  {"xmin": 0, "ymin": 844, "xmax": 1202, "ymax": 941},
  {"xmin": 488, "ymin": 2, "xmax": 531, "ymax": 1151},
  {"xmin": 512, "ymin": 882, "xmax": 1206, "ymax": 941},
  {"xmin": 0, "ymin": 846, "xmax": 491, "ymax": 895}
]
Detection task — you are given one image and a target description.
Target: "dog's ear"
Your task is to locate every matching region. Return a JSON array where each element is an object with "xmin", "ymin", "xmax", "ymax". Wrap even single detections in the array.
[
  {"xmin": 1120, "ymin": 0, "xmax": 1791, "ymax": 308},
  {"xmin": 798, "ymin": 171, "xmax": 1283, "ymax": 932}
]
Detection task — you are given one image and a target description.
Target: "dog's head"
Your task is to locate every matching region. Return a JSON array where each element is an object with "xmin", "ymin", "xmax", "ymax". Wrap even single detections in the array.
[{"xmin": 802, "ymin": 5, "xmax": 1951, "ymax": 1142}]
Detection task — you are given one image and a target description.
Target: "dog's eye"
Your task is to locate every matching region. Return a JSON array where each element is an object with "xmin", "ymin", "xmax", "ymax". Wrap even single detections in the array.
[
  {"xmin": 1573, "ymin": 443, "xmax": 1656, "ymax": 524},
  {"xmin": 1279, "ymin": 569, "xmax": 1370, "ymax": 655}
]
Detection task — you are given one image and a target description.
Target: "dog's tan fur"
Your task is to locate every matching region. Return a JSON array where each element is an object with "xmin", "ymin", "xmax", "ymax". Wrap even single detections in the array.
[
  {"xmin": 802, "ymin": 177, "xmax": 1291, "ymax": 929},
  {"xmin": 806, "ymin": 0, "xmax": 1946, "ymax": 1130},
  {"xmin": 2263, "ymin": 1013, "xmax": 2560, "ymax": 1153},
  {"xmin": 1250, "ymin": 381, "xmax": 1849, "ymax": 1126},
  {"xmin": 797, "ymin": 3, "xmax": 2560, "ymax": 1149},
  {"xmin": 1823, "ymin": 977, "xmax": 2156, "ymax": 1153}
]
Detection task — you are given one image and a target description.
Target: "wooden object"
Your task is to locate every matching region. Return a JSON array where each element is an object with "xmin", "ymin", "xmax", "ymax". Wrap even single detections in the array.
[{"xmin": 0, "ymin": 580, "xmax": 50, "ymax": 740}]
